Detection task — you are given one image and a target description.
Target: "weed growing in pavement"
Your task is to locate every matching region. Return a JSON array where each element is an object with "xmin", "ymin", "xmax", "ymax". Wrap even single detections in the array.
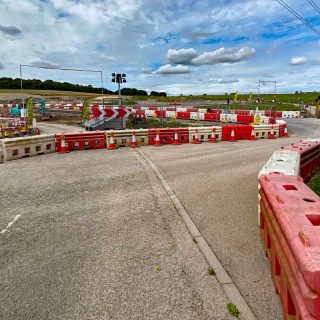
[
  {"xmin": 208, "ymin": 267, "xmax": 216, "ymax": 276},
  {"xmin": 227, "ymin": 303, "xmax": 240, "ymax": 317},
  {"xmin": 155, "ymin": 265, "xmax": 161, "ymax": 271}
]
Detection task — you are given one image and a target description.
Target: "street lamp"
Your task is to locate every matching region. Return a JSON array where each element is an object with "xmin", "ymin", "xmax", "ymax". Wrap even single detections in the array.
[{"xmin": 112, "ymin": 73, "xmax": 127, "ymax": 106}]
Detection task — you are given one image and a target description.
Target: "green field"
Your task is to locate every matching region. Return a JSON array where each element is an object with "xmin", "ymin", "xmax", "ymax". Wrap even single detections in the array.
[
  {"xmin": 0, "ymin": 89, "xmax": 318, "ymax": 111},
  {"xmin": 0, "ymin": 89, "xmax": 101, "ymax": 98},
  {"xmin": 155, "ymin": 92, "xmax": 319, "ymax": 104}
]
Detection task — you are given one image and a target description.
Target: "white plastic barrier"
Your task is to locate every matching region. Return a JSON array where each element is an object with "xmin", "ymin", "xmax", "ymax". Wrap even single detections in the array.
[
  {"xmin": 0, "ymin": 134, "xmax": 56, "ymax": 162},
  {"xmin": 188, "ymin": 126, "xmax": 222, "ymax": 142},
  {"xmin": 190, "ymin": 112, "xmax": 201, "ymax": 120},
  {"xmin": 165, "ymin": 111, "xmax": 176, "ymax": 118},
  {"xmin": 282, "ymin": 111, "xmax": 300, "ymax": 118},
  {"xmin": 227, "ymin": 114, "xmax": 238, "ymax": 123},
  {"xmin": 254, "ymin": 124, "xmax": 280, "ymax": 139},
  {"xmin": 105, "ymin": 129, "xmax": 149, "ymax": 148},
  {"xmin": 258, "ymin": 150, "xmax": 300, "ymax": 178},
  {"xmin": 145, "ymin": 110, "xmax": 156, "ymax": 117},
  {"xmin": 177, "ymin": 107, "xmax": 187, "ymax": 112},
  {"xmin": 198, "ymin": 108, "xmax": 207, "ymax": 113}
]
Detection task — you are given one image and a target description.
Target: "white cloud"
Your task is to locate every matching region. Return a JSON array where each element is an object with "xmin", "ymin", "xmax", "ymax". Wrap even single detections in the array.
[
  {"xmin": 191, "ymin": 47, "xmax": 255, "ymax": 65},
  {"xmin": 155, "ymin": 64, "xmax": 191, "ymax": 75},
  {"xmin": 290, "ymin": 57, "xmax": 308, "ymax": 65},
  {"xmin": 167, "ymin": 48, "xmax": 198, "ymax": 64}
]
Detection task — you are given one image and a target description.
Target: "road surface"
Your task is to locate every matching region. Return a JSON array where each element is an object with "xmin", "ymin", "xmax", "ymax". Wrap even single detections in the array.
[{"xmin": 0, "ymin": 118, "xmax": 318, "ymax": 319}]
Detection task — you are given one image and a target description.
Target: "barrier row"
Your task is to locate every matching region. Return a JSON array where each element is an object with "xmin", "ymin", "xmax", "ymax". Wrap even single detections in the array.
[
  {"xmin": 3, "ymin": 101, "xmax": 299, "ymax": 119},
  {"xmin": 1, "ymin": 123, "xmax": 287, "ymax": 162},
  {"xmin": 259, "ymin": 138, "xmax": 320, "ymax": 319}
]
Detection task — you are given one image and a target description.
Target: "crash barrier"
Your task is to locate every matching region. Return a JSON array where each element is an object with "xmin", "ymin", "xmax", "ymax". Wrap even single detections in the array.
[
  {"xmin": 222, "ymin": 125, "xmax": 253, "ymax": 141},
  {"xmin": 259, "ymin": 173, "xmax": 320, "ymax": 320},
  {"xmin": 0, "ymin": 134, "xmax": 55, "ymax": 162},
  {"xmin": 36, "ymin": 102, "xmax": 301, "ymax": 119},
  {"xmin": 1, "ymin": 123, "xmax": 289, "ymax": 163},
  {"xmin": 259, "ymin": 138, "xmax": 320, "ymax": 319},
  {"xmin": 55, "ymin": 131, "xmax": 106, "ymax": 152},
  {"xmin": 148, "ymin": 128, "xmax": 189, "ymax": 145},
  {"xmin": 189, "ymin": 127, "xmax": 222, "ymax": 142},
  {"xmin": 105, "ymin": 129, "xmax": 149, "ymax": 148},
  {"xmin": 281, "ymin": 140, "xmax": 320, "ymax": 182},
  {"xmin": 254, "ymin": 124, "xmax": 280, "ymax": 139}
]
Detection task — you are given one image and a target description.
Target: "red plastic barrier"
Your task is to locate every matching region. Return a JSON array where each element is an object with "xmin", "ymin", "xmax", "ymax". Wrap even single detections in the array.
[
  {"xmin": 177, "ymin": 111, "xmax": 191, "ymax": 119},
  {"xmin": 55, "ymin": 131, "xmax": 106, "ymax": 152},
  {"xmin": 166, "ymin": 107, "xmax": 176, "ymax": 111},
  {"xmin": 132, "ymin": 105, "xmax": 141, "ymax": 110},
  {"xmin": 155, "ymin": 110, "xmax": 166, "ymax": 118},
  {"xmin": 281, "ymin": 141, "xmax": 320, "ymax": 182},
  {"xmin": 148, "ymin": 128, "xmax": 189, "ymax": 145},
  {"xmin": 259, "ymin": 173, "xmax": 320, "ymax": 319},
  {"xmin": 264, "ymin": 110, "xmax": 283, "ymax": 118},
  {"xmin": 222, "ymin": 125, "xmax": 253, "ymax": 141},
  {"xmin": 279, "ymin": 124, "xmax": 287, "ymax": 137},
  {"xmin": 204, "ymin": 113, "xmax": 220, "ymax": 121},
  {"xmin": 237, "ymin": 115, "xmax": 254, "ymax": 124},
  {"xmin": 148, "ymin": 106, "xmax": 158, "ymax": 110}
]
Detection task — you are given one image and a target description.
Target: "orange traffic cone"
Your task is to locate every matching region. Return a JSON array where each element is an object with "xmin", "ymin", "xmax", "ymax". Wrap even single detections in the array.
[
  {"xmin": 283, "ymin": 127, "xmax": 288, "ymax": 137},
  {"xmin": 193, "ymin": 129, "xmax": 201, "ymax": 144},
  {"xmin": 59, "ymin": 134, "xmax": 69, "ymax": 154},
  {"xmin": 154, "ymin": 131, "xmax": 161, "ymax": 146},
  {"xmin": 269, "ymin": 126, "xmax": 275, "ymax": 139},
  {"xmin": 230, "ymin": 129, "xmax": 236, "ymax": 142},
  {"xmin": 250, "ymin": 128, "xmax": 256, "ymax": 140},
  {"xmin": 210, "ymin": 128, "xmax": 216, "ymax": 143},
  {"xmin": 172, "ymin": 130, "xmax": 181, "ymax": 145},
  {"xmin": 108, "ymin": 132, "xmax": 117, "ymax": 150},
  {"xmin": 130, "ymin": 131, "xmax": 138, "ymax": 148}
]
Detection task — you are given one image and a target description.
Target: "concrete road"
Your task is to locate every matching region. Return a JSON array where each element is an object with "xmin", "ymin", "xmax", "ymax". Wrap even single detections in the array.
[{"xmin": 0, "ymin": 149, "xmax": 233, "ymax": 320}]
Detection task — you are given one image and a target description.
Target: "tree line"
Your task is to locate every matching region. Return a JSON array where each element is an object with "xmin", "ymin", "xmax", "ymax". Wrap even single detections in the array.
[{"xmin": 0, "ymin": 77, "xmax": 167, "ymax": 96}]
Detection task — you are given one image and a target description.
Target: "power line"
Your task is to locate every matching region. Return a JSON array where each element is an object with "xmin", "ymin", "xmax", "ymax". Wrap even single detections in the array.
[
  {"xmin": 307, "ymin": 0, "xmax": 320, "ymax": 15},
  {"xmin": 275, "ymin": 0, "xmax": 320, "ymax": 36}
]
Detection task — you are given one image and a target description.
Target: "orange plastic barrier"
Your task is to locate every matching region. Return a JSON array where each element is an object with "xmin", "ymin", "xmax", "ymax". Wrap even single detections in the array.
[{"xmin": 259, "ymin": 173, "xmax": 320, "ymax": 319}]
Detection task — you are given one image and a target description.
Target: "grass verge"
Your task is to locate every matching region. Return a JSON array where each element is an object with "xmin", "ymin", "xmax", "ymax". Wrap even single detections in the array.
[{"xmin": 308, "ymin": 171, "xmax": 320, "ymax": 196}]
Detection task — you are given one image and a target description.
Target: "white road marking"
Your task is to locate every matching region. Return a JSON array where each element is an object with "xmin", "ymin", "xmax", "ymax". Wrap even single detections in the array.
[{"xmin": 0, "ymin": 214, "xmax": 22, "ymax": 234}]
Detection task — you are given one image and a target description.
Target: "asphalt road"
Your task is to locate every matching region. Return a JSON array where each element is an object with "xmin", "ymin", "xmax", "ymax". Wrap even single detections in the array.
[
  {"xmin": 0, "ymin": 118, "xmax": 319, "ymax": 319},
  {"xmin": 37, "ymin": 122, "xmax": 83, "ymax": 134}
]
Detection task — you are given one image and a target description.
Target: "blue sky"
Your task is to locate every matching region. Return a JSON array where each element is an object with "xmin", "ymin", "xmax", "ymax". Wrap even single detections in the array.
[{"xmin": 1, "ymin": 0, "xmax": 320, "ymax": 95}]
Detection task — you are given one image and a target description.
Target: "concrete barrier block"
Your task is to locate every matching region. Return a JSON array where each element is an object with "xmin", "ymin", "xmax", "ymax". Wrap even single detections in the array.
[{"xmin": 0, "ymin": 134, "xmax": 55, "ymax": 162}]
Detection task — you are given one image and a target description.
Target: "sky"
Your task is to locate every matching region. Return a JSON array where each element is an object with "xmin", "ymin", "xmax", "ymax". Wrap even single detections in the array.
[{"xmin": 1, "ymin": 0, "xmax": 320, "ymax": 95}]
